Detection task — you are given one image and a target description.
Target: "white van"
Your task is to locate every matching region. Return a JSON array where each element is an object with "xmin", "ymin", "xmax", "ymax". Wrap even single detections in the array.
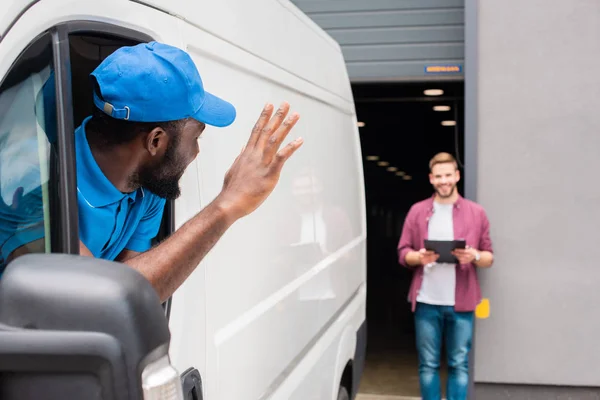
[{"xmin": 0, "ymin": 1, "xmax": 367, "ymax": 399}]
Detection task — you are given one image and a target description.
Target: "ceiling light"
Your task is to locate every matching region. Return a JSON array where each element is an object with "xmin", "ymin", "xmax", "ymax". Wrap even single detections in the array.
[
  {"xmin": 403, "ymin": 175, "xmax": 412, "ymax": 180},
  {"xmin": 433, "ymin": 105, "xmax": 451, "ymax": 112},
  {"xmin": 387, "ymin": 167, "xmax": 398, "ymax": 172},
  {"xmin": 396, "ymin": 171, "xmax": 405, "ymax": 176},
  {"xmin": 424, "ymin": 89, "xmax": 444, "ymax": 96},
  {"xmin": 377, "ymin": 161, "xmax": 389, "ymax": 167},
  {"xmin": 366, "ymin": 155, "xmax": 379, "ymax": 161},
  {"xmin": 357, "ymin": 121, "xmax": 366, "ymax": 128},
  {"xmin": 441, "ymin": 120, "xmax": 456, "ymax": 126}
]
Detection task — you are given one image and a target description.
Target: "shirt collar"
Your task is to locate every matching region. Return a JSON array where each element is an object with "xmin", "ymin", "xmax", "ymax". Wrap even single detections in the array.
[
  {"xmin": 428, "ymin": 193, "xmax": 464, "ymax": 211},
  {"xmin": 76, "ymin": 116, "xmax": 141, "ymax": 208}
]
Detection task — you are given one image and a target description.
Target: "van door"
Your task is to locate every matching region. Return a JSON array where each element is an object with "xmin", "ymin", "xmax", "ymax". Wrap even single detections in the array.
[
  {"xmin": 0, "ymin": 1, "xmax": 206, "ymax": 397},
  {"xmin": 65, "ymin": 20, "xmax": 209, "ymax": 399}
]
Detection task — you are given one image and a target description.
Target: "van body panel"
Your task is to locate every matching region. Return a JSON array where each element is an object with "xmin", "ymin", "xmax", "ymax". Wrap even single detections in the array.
[
  {"xmin": 177, "ymin": 8, "xmax": 365, "ymax": 398},
  {"xmin": 129, "ymin": 0, "xmax": 354, "ymax": 104},
  {"xmin": 0, "ymin": 1, "xmax": 366, "ymax": 399},
  {"xmin": 166, "ymin": 155, "xmax": 208, "ymax": 393},
  {"xmin": 0, "ymin": 0, "xmax": 38, "ymax": 39},
  {"xmin": 0, "ymin": 0, "xmax": 178, "ymax": 79}
]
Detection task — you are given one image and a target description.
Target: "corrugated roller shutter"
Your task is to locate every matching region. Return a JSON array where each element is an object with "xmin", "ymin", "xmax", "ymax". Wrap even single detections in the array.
[{"xmin": 290, "ymin": 0, "xmax": 465, "ymax": 82}]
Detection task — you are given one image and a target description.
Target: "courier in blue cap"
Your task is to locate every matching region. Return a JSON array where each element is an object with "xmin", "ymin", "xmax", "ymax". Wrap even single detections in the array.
[
  {"xmin": 71, "ymin": 41, "xmax": 302, "ymax": 301},
  {"xmin": 75, "ymin": 41, "xmax": 237, "ymax": 263},
  {"xmin": 1, "ymin": 41, "xmax": 303, "ymax": 295}
]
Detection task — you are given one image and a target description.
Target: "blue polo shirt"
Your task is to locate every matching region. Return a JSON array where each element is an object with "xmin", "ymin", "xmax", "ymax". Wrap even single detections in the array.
[
  {"xmin": 0, "ymin": 116, "xmax": 166, "ymax": 274},
  {"xmin": 76, "ymin": 116, "xmax": 166, "ymax": 259}
]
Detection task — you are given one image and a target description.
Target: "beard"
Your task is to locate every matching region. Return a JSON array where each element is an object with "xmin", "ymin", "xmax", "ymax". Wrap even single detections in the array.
[
  {"xmin": 132, "ymin": 136, "xmax": 186, "ymax": 200},
  {"xmin": 435, "ymin": 184, "xmax": 456, "ymax": 199}
]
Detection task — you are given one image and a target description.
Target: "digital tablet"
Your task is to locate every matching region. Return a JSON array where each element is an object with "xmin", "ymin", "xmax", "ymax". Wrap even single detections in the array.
[{"xmin": 423, "ymin": 239, "xmax": 466, "ymax": 264}]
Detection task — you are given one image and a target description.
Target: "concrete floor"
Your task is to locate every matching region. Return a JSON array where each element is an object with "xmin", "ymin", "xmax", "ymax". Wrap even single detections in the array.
[
  {"xmin": 356, "ymin": 326, "xmax": 448, "ymax": 399},
  {"xmin": 357, "ymin": 343, "xmax": 421, "ymax": 397},
  {"xmin": 356, "ymin": 395, "xmax": 420, "ymax": 400},
  {"xmin": 359, "ymin": 254, "xmax": 450, "ymax": 399}
]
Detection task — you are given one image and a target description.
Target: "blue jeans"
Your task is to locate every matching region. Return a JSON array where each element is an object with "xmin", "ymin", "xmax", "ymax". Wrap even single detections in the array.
[{"xmin": 414, "ymin": 302, "xmax": 474, "ymax": 400}]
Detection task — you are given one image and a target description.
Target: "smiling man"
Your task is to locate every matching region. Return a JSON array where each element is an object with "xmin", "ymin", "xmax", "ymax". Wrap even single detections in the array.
[{"xmin": 397, "ymin": 152, "xmax": 494, "ymax": 400}]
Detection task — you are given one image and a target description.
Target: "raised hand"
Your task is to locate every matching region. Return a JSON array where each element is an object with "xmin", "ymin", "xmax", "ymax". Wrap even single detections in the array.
[{"xmin": 217, "ymin": 102, "xmax": 303, "ymax": 220}]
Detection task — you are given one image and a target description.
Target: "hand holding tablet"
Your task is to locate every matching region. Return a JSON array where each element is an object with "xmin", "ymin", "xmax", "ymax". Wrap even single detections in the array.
[{"xmin": 423, "ymin": 239, "xmax": 467, "ymax": 264}]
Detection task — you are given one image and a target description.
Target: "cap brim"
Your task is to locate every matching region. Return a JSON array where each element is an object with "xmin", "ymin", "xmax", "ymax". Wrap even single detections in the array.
[{"xmin": 192, "ymin": 91, "xmax": 236, "ymax": 128}]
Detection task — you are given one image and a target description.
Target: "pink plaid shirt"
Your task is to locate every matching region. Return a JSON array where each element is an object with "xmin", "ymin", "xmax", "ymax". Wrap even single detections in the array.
[{"xmin": 397, "ymin": 195, "xmax": 494, "ymax": 312}]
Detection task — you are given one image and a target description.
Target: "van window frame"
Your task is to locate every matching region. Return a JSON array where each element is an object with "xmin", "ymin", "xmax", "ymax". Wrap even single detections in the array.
[
  {"xmin": 0, "ymin": 31, "xmax": 60, "ymax": 266},
  {"xmin": 51, "ymin": 25, "xmax": 79, "ymax": 255},
  {"xmin": 54, "ymin": 22, "xmax": 158, "ymax": 255},
  {"xmin": 0, "ymin": 26, "xmax": 79, "ymax": 259},
  {"xmin": 58, "ymin": 21, "xmax": 174, "ymax": 317}
]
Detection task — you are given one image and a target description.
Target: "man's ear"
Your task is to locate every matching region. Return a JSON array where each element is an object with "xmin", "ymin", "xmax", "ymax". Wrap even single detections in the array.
[{"xmin": 145, "ymin": 127, "xmax": 168, "ymax": 157}]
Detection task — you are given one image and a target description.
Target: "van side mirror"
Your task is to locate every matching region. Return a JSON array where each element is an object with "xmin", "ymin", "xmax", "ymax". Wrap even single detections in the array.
[{"xmin": 0, "ymin": 254, "xmax": 183, "ymax": 400}]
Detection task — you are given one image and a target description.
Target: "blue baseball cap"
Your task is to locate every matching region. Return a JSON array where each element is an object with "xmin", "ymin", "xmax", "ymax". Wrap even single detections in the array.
[{"xmin": 91, "ymin": 41, "xmax": 236, "ymax": 127}]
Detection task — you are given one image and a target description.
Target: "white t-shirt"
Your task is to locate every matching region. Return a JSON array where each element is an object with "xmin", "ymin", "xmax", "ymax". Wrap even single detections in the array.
[{"xmin": 416, "ymin": 202, "xmax": 456, "ymax": 306}]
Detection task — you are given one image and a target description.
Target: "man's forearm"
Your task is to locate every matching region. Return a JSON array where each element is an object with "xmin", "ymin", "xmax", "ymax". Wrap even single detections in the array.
[
  {"xmin": 124, "ymin": 195, "xmax": 237, "ymax": 302},
  {"xmin": 475, "ymin": 250, "xmax": 494, "ymax": 268},
  {"xmin": 404, "ymin": 250, "xmax": 422, "ymax": 266}
]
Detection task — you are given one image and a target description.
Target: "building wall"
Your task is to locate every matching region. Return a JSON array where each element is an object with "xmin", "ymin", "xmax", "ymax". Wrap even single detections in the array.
[
  {"xmin": 474, "ymin": 0, "xmax": 600, "ymax": 391},
  {"xmin": 290, "ymin": 0, "xmax": 465, "ymax": 81}
]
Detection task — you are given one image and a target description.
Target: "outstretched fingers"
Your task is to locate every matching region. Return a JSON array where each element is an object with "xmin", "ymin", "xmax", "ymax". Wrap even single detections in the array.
[
  {"xmin": 257, "ymin": 102, "xmax": 290, "ymax": 149},
  {"xmin": 264, "ymin": 111, "xmax": 300, "ymax": 161},
  {"xmin": 245, "ymin": 101, "xmax": 302, "ymax": 173},
  {"xmin": 247, "ymin": 103, "xmax": 275, "ymax": 147},
  {"xmin": 270, "ymin": 137, "xmax": 304, "ymax": 174}
]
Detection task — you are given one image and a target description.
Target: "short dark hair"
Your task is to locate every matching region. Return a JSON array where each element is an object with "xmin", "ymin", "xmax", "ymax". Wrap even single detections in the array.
[{"xmin": 85, "ymin": 107, "xmax": 187, "ymax": 150}]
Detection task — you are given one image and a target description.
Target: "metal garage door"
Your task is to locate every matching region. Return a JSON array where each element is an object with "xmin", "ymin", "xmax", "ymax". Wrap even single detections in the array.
[{"xmin": 290, "ymin": 0, "xmax": 465, "ymax": 82}]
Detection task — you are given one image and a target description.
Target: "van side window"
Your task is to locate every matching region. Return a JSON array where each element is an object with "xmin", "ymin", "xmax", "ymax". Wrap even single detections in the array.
[{"xmin": 0, "ymin": 34, "xmax": 57, "ymax": 273}]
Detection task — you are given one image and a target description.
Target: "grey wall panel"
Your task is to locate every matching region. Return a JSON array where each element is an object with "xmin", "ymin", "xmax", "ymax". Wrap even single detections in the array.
[
  {"xmin": 475, "ymin": 0, "xmax": 600, "ymax": 387},
  {"xmin": 343, "ymin": 43, "xmax": 463, "ymax": 62},
  {"xmin": 291, "ymin": 0, "xmax": 465, "ymax": 81},
  {"xmin": 309, "ymin": 10, "xmax": 464, "ymax": 30},
  {"xmin": 348, "ymin": 60, "xmax": 464, "ymax": 82},
  {"xmin": 292, "ymin": 0, "xmax": 464, "ymax": 13},
  {"xmin": 329, "ymin": 26, "xmax": 464, "ymax": 46}
]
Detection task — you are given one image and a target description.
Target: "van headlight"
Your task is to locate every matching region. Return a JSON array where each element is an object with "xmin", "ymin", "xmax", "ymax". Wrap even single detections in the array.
[{"xmin": 141, "ymin": 355, "xmax": 184, "ymax": 400}]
